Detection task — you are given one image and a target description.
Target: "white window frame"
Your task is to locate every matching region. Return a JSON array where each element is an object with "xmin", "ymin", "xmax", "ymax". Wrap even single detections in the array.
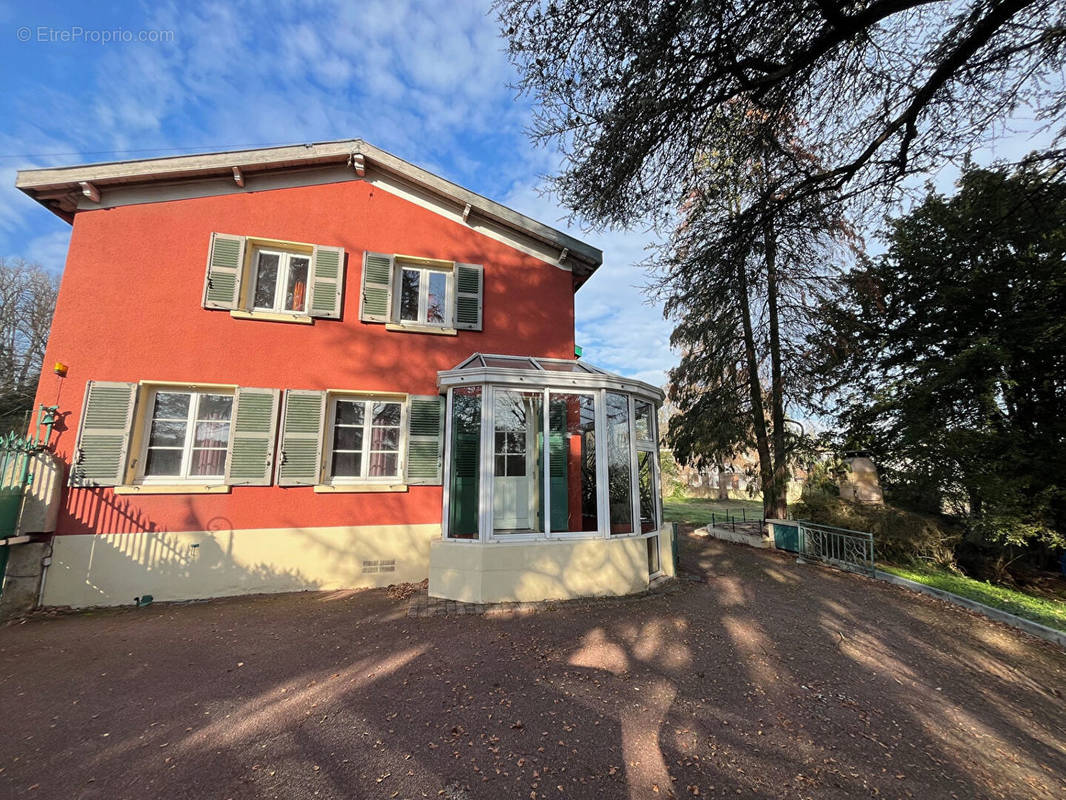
[
  {"xmin": 250, "ymin": 246, "xmax": 312, "ymax": 315},
  {"xmin": 136, "ymin": 388, "xmax": 234, "ymax": 484},
  {"xmin": 392, "ymin": 261, "xmax": 453, "ymax": 328},
  {"xmin": 634, "ymin": 398, "xmax": 661, "ymax": 534},
  {"xmin": 442, "ymin": 384, "xmax": 664, "ymax": 543},
  {"xmin": 542, "ymin": 389, "xmax": 603, "ymax": 540},
  {"xmin": 325, "ymin": 395, "xmax": 407, "ymax": 485}
]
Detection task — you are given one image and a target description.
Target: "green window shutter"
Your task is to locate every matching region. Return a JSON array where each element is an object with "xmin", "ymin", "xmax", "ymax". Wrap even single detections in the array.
[
  {"xmin": 225, "ymin": 387, "xmax": 281, "ymax": 486},
  {"xmin": 406, "ymin": 395, "xmax": 444, "ymax": 485},
  {"xmin": 202, "ymin": 233, "xmax": 246, "ymax": 310},
  {"xmin": 360, "ymin": 251, "xmax": 394, "ymax": 323},
  {"xmin": 69, "ymin": 381, "xmax": 138, "ymax": 487},
  {"xmin": 548, "ymin": 400, "xmax": 569, "ymax": 530},
  {"xmin": 454, "ymin": 263, "xmax": 483, "ymax": 330},
  {"xmin": 309, "ymin": 244, "xmax": 345, "ymax": 319},
  {"xmin": 275, "ymin": 390, "xmax": 326, "ymax": 486}
]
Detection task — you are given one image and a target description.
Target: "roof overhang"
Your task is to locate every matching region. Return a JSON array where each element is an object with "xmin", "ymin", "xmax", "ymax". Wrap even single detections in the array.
[{"xmin": 15, "ymin": 139, "xmax": 603, "ymax": 285}]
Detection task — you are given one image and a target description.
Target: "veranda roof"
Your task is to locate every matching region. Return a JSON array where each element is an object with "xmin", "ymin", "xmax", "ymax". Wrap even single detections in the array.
[{"xmin": 438, "ymin": 353, "xmax": 664, "ymax": 403}]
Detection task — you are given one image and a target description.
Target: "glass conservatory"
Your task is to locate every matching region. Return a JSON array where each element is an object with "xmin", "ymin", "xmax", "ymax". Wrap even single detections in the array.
[{"xmin": 428, "ymin": 354, "xmax": 673, "ymax": 604}]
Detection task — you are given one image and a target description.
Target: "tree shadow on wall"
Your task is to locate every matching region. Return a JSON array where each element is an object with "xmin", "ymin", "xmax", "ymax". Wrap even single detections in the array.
[{"xmin": 52, "ymin": 490, "xmax": 320, "ymax": 606}]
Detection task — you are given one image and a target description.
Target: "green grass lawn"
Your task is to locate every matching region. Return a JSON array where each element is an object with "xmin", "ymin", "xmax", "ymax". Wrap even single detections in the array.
[
  {"xmin": 666, "ymin": 496, "xmax": 1066, "ymax": 632},
  {"xmin": 881, "ymin": 563, "xmax": 1066, "ymax": 633},
  {"xmin": 663, "ymin": 496, "xmax": 763, "ymax": 526}
]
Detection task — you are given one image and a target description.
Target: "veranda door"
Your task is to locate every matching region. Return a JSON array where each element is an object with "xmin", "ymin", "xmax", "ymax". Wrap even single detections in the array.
[{"xmin": 492, "ymin": 391, "xmax": 539, "ymax": 531}]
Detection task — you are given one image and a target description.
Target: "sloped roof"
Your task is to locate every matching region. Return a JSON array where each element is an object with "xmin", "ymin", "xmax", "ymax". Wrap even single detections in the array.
[
  {"xmin": 439, "ymin": 353, "xmax": 664, "ymax": 402},
  {"xmin": 15, "ymin": 139, "xmax": 602, "ymax": 283}
]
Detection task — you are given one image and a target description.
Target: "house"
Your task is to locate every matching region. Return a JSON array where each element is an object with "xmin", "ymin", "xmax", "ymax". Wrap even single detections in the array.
[{"xmin": 14, "ymin": 139, "xmax": 672, "ymax": 608}]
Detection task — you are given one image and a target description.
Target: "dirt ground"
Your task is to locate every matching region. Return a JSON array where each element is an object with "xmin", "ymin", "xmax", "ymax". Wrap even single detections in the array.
[{"xmin": 1, "ymin": 531, "xmax": 1064, "ymax": 800}]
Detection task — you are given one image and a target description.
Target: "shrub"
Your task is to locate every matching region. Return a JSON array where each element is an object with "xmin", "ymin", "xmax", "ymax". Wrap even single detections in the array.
[{"xmin": 794, "ymin": 491, "xmax": 960, "ymax": 566}]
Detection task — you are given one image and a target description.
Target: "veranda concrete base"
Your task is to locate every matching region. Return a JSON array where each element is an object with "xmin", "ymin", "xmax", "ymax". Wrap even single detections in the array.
[{"xmin": 703, "ymin": 524, "xmax": 771, "ymax": 549}]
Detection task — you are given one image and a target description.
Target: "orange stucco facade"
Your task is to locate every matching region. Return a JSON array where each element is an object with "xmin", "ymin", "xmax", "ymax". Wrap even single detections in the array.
[{"xmin": 35, "ymin": 179, "xmax": 576, "ymax": 538}]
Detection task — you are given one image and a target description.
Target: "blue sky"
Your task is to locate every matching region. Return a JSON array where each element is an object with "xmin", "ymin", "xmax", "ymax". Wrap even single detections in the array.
[
  {"xmin": 0, "ymin": 1, "xmax": 1057, "ymax": 390},
  {"xmin": 0, "ymin": 0, "xmax": 672, "ymax": 385}
]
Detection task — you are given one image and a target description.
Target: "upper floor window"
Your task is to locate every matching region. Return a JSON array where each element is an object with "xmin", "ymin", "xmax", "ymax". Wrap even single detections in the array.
[
  {"xmin": 361, "ymin": 252, "xmax": 483, "ymax": 332},
  {"xmin": 252, "ymin": 248, "xmax": 311, "ymax": 315},
  {"xmin": 141, "ymin": 389, "xmax": 233, "ymax": 481},
  {"xmin": 201, "ymin": 233, "xmax": 345, "ymax": 321},
  {"xmin": 396, "ymin": 263, "xmax": 451, "ymax": 327}
]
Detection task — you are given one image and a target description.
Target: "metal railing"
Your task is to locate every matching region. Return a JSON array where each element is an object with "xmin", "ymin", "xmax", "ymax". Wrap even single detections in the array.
[
  {"xmin": 708, "ymin": 508, "xmax": 764, "ymax": 534},
  {"xmin": 796, "ymin": 520, "xmax": 876, "ymax": 576},
  {"xmin": 0, "ymin": 406, "xmax": 58, "ymax": 539}
]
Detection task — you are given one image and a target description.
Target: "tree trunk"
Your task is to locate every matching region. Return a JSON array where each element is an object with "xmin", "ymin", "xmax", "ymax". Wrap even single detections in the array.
[
  {"xmin": 764, "ymin": 218, "xmax": 789, "ymax": 520},
  {"xmin": 735, "ymin": 258, "xmax": 775, "ymax": 519}
]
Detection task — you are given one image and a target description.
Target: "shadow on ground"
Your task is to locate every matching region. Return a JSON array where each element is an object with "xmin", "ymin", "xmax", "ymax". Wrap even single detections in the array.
[{"xmin": 1, "ymin": 529, "xmax": 1064, "ymax": 799}]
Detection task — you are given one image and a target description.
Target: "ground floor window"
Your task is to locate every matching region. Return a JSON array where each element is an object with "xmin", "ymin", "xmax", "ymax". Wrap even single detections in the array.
[
  {"xmin": 448, "ymin": 386, "xmax": 482, "ymax": 539},
  {"xmin": 492, "ymin": 390, "xmax": 545, "ymax": 534},
  {"xmin": 329, "ymin": 398, "xmax": 403, "ymax": 481},
  {"xmin": 142, "ymin": 390, "xmax": 233, "ymax": 480},
  {"xmin": 548, "ymin": 392, "xmax": 598, "ymax": 533},
  {"xmin": 606, "ymin": 391, "xmax": 634, "ymax": 535},
  {"xmin": 638, "ymin": 450, "xmax": 657, "ymax": 533},
  {"xmin": 438, "ymin": 356, "xmax": 663, "ymax": 541}
]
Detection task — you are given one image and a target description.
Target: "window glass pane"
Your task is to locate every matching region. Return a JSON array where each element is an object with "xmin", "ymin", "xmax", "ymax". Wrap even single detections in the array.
[
  {"xmin": 536, "ymin": 360, "xmax": 590, "ymax": 373},
  {"xmin": 331, "ymin": 400, "xmax": 366, "ymax": 479},
  {"xmin": 635, "ymin": 400, "xmax": 653, "ymax": 442},
  {"xmin": 194, "ymin": 420, "xmax": 229, "ymax": 448},
  {"xmin": 332, "ymin": 451, "xmax": 361, "ymax": 477},
  {"xmin": 448, "ymin": 387, "xmax": 481, "ymax": 539},
  {"xmin": 367, "ymin": 452, "xmax": 398, "ymax": 477},
  {"xmin": 334, "ymin": 400, "xmax": 364, "ymax": 426},
  {"xmin": 482, "ymin": 356, "xmax": 537, "ymax": 370},
  {"xmin": 493, "ymin": 390, "xmax": 544, "ymax": 534},
  {"xmin": 153, "ymin": 392, "xmax": 190, "ymax": 419},
  {"xmin": 606, "ymin": 392, "xmax": 633, "ymax": 534},
  {"xmin": 400, "ymin": 269, "xmax": 420, "ymax": 321},
  {"xmin": 369, "ymin": 427, "xmax": 398, "ymax": 451},
  {"xmin": 144, "ymin": 448, "xmax": 182, "ymax": 476},
  {"xmin": 149, "ymin": 420, "xmax": 186, "ymax": 448},
  {"xmin": 198, "ymin": 394, "xmax": 233, "ymax": 420},
  {"xmin": 286, "ymin": 256, "xmax": 310, "ymax": 312},
  {"xmin": 548, "ymin": 393, "xmax": 598, "ymax": 533},
  {"xmin": 638, "ymin": 450, "xmax": 657, "ymax": 533},
  {"xmin": 254, "ymin": 252, "xmax": 280, "ymax": 309},
  {"xmin": 190, "ymin": 448, "xmax": 226, "ymax": 477},
  {"xmin": 332, "ymin": 425, "xmax": 363, "ymax": 452},
  {"xmin": 426, "ymin": 271, "xmax": 447, "ymax": 324},
  {"xmin": 373, "ymin": 402, "xmax": 401, "ymax": 427}
]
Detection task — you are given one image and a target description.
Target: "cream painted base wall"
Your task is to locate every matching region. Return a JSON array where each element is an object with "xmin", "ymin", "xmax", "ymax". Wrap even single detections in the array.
[
  {"xmin": 429, "ymin": 524, "xmax": 676, "ymax": 604},
  {"xmin": 43, "ymin": 523, "xmax": 441, "ymax": 608}
]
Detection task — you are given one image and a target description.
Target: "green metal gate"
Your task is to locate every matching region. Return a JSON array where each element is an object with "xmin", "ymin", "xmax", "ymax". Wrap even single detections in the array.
[{"xmin": 0, "ymin": 406, "xmax": 58, "ymax": 597}]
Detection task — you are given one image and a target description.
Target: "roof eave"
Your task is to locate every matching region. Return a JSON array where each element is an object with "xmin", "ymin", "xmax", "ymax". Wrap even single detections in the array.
[{"xmin": 15, "ymin": 139, "xmax": 603, "ymax": 280}]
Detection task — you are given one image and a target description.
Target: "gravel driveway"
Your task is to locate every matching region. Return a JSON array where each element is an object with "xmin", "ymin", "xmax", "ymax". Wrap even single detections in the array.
[{"xmin": 1, "ymin": 531, "xmax": 1064, "ymax": 800}]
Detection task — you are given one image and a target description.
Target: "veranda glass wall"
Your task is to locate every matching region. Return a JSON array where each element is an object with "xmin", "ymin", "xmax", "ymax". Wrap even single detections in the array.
[{"xmin": 439, "ymin": 355, "xmax": 664, "ymax": 542}]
